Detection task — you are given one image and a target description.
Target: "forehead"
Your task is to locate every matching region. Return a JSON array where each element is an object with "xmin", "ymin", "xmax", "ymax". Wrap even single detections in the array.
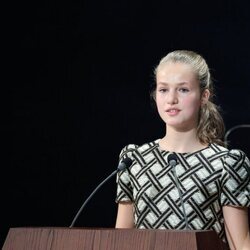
[{"xmin": 156, "ymin": 62, "xmax": 197, "ymax": 84}]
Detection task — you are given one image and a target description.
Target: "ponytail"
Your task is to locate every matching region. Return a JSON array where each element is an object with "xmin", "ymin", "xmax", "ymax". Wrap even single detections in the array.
[{"xmin": 197, "ymin": 101, "xmax": 226, "ymax": 147}]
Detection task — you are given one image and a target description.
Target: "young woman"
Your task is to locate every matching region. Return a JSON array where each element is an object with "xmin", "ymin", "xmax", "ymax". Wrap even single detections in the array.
[{"xmin": 115, "ymin": 50, "xmax": 250, "ymax": 250}]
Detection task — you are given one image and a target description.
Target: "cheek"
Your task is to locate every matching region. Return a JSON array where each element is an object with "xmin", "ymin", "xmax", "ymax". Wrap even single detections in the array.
[
  {"xmin": 156, "ymin": 101, "xmax": 163, "ymax": 115},
  {"xmin": 155, "ymin": 96, "xmax": 163, "ymax": 108},
  {"xmin": 155, "ymin": 98, "xmax": 166, "ymax": 118},
  {"xmin": 182, "ymin": 97, "xmax": 201, "ymax": 112}
]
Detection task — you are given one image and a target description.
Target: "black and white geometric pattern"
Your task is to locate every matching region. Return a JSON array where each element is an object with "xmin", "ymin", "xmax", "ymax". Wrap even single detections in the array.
[{"xmin": 116, "ymin": 140, "xmax": 250, "ymax": 243}]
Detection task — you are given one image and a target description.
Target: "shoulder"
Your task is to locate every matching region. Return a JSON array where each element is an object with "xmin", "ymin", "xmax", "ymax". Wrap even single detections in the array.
[
  {"xmin": 212, "ymin": 143, "xmax": 250, "ymax": 168},
  {"xmin": 220, "ymin": 148, "xmax": 250, "ymax": 207},
  {"xmin": 224, "ymin": 148, "xmax": 250, "ymax": 168},
  {"xmin": 206, "ymin": 144, "xmax": 250, "ymax": 174},
  {"xmin": 221, "ymin": 148, "xmax": 250, "ymax": 180},
  {"xmin": 203, "ymin": 143, "xmax": 229, "ymax": 159},
  {"xmin": 119, "ymin": 139, "xmax": 160, "ymax": 159},
  {"xmin": 224, "ymin": 148, "xmax": 249, "ymax": 162}
]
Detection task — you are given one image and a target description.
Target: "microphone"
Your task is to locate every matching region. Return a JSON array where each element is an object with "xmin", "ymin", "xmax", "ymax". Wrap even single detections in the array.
[
  {"xmin": 167, "ymin": 153, "xmax": 178, "ymax": 167},
  {"xmin": 69, "ymin": 157, "xmax": 133, "ymax": 228},
  {"xmin": 167, "ymin": 153, "xmax": 189, "ymax": 230}
]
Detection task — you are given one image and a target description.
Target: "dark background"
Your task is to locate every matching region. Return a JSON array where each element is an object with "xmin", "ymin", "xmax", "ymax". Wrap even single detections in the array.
[{"xmin": 4, "ymin": 0, "xmax": 250, "ymax": 247}]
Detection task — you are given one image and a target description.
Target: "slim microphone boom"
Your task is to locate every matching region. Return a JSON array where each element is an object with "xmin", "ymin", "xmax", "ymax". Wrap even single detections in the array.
[
  {"xmin": 167, "ymin": 153, "xmax": 190, "ymax": 230},
  {"xmin": 69, "ymin": 157, "xmax": 133, "ymax": 228}
]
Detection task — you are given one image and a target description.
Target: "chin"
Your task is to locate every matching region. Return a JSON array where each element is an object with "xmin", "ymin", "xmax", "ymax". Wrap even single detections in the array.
[{"xmin": 166, "ymin": 121, "xmax": 197, "ymax": 131}]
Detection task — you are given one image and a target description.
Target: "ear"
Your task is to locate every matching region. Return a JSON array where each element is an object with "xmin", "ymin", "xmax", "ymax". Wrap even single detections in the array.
[{"xmin": 201, "ymin": 89, "xmax": 210, "ymax": 105}]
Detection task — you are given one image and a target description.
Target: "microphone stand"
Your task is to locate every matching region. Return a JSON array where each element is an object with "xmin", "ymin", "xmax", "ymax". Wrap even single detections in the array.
[
  {"xmin": 69, "ymin": 169, "xmax": 118, "ymax": 228},
  {"xmin": 69, "ymin": 157, "xmax": 132, "ymax": 228}
]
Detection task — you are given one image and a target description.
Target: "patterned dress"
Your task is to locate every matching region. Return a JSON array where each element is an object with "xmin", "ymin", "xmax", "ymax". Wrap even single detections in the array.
[{"xmin": 116, "ymin": 139, "xmax": 250, "ymax": 243}]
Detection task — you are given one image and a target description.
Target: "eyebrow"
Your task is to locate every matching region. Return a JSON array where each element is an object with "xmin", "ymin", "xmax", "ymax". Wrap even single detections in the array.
[{"xmin": 157, "ymin": 81, "xmax": 189, "ymax": 86}]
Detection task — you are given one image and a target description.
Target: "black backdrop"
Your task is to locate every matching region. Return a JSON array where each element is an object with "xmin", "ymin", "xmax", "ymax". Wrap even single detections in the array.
[{"xmin": 4, "ymin": 0, "xmax": 250, "ymax": 247}]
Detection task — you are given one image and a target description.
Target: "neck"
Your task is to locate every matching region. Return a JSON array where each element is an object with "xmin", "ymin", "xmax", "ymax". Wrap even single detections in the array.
[{"xmin": 159, "ymin": 126, "xmax": 207, "ymax": 153}]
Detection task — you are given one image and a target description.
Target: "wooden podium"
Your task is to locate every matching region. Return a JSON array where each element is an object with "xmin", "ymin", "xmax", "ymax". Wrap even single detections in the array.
[{"xmin": 3, "ymin": 227, "xmax": 228, "ymax": 250}]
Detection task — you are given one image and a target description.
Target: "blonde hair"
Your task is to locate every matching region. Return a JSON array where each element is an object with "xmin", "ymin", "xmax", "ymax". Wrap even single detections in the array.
[{"xmin": 153, "ymin": 50, "xmax": 226, "ymax": 147}]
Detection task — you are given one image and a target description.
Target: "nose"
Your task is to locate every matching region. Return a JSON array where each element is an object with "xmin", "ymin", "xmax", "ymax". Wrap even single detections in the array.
[{"xmin": 167, "ymin": 90, "xmax": 178, "ymax": 104}]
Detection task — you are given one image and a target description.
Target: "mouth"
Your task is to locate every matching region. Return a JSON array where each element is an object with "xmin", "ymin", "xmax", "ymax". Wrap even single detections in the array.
[{"xmin": 166, "ymin": 108, "xmax": 180, "ymax": 115}]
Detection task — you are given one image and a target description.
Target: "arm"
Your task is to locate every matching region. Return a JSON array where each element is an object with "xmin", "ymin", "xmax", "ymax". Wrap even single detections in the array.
[
  {"xmin": 115, "ymin": 202, "xmax": 135, "ymax": 228},
  {"xmin": 223, "ymin": 205, "xmax": 250, "ymax": 250}
]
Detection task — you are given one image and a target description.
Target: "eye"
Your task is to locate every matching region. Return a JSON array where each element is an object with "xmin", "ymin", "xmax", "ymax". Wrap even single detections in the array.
[
  {"xmin": 158, "ymin": 88, "xmax": 168, "ymax": 93},
  {"xmin": 179, "ymin": 88, "xmax": 189, "ymax": 93}
]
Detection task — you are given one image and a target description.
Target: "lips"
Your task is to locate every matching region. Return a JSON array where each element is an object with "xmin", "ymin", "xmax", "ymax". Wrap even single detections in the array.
[{"xmin": 166, "ymin": 108, "xmax": 180, "ymax": 115}]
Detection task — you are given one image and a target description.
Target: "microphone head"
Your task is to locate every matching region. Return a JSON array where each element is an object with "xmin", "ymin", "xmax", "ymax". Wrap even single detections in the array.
[
  {"xmin": 167, "ymin": 153, "xmax": 178, "ymax": 167},
  {"xmin": 117, "ymin": 157, "xmax": 133, "ymax": 171}
]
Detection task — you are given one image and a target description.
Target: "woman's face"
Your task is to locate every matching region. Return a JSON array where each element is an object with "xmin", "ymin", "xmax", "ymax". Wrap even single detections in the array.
[{"xmin": 155, "ymin": 62, "xmax": 207, "ymax": 131}]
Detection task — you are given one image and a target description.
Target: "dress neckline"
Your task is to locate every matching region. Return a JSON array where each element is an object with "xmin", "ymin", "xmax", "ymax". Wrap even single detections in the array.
[{"xmin": 155, "ymin": 139, "xmax": 212, "ymax": 155}]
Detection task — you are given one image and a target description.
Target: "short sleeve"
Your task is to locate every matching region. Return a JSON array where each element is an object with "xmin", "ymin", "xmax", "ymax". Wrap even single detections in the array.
[
  {"xmin": 220, "ymin": 149, "xmax": 250, "ymax": 207},
  {"xmin": 115, "ymin": 144, "xmax": 137, "ymax": 203}
]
